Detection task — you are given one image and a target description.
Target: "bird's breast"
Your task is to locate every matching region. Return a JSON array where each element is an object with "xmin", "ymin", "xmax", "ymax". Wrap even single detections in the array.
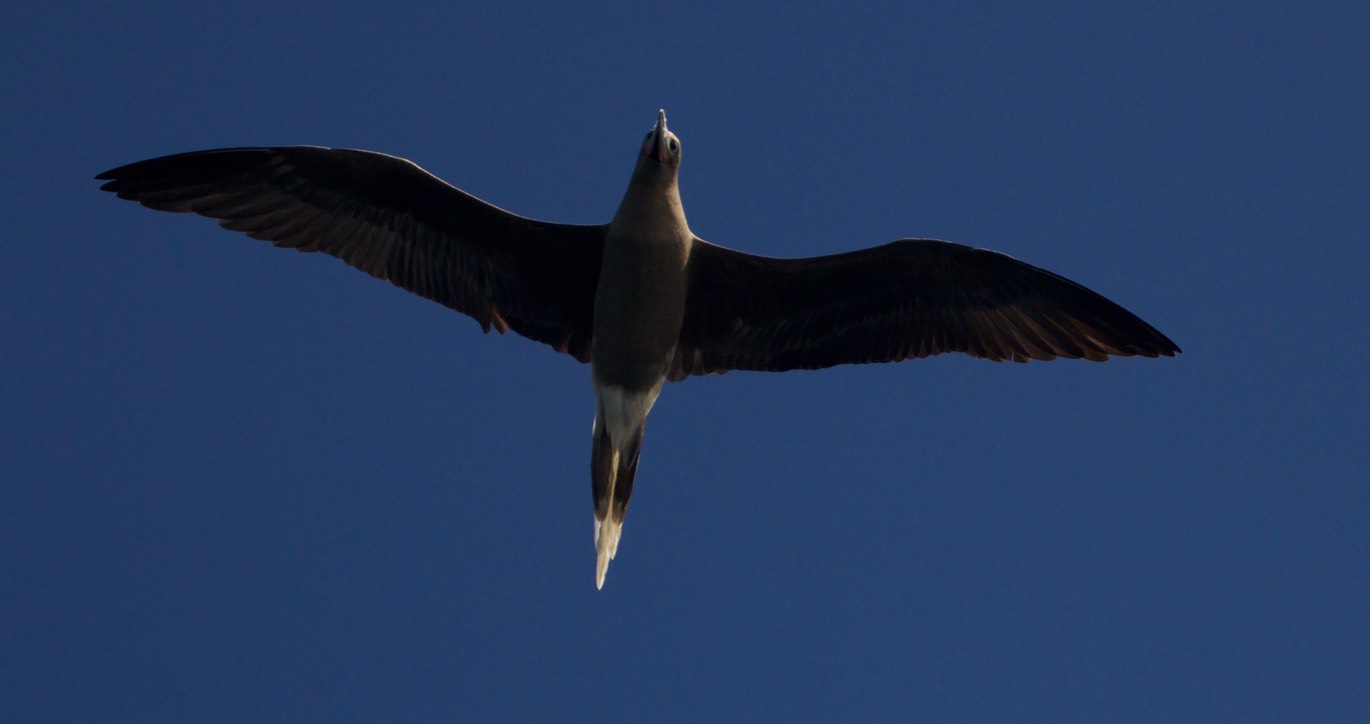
[{"xmin": 590, "ymin": 231, "xmax": 691, "ymax": 391}]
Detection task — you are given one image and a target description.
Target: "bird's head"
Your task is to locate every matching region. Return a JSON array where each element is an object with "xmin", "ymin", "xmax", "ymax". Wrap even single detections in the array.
[{"xmin": 639, "ymin": 109, "xmax": 681, "ymax": 168}]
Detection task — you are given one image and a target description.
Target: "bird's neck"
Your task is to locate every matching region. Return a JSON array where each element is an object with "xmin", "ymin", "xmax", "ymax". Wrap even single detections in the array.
[{"xmin": 611, "ymin": 162, "xmax": 690, "ymax": 243}]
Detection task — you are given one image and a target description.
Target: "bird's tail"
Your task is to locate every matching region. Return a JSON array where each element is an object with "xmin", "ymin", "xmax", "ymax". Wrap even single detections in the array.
[{"xmin": 591, "ymin": 403, "xmax": 644, "ymax": 589}]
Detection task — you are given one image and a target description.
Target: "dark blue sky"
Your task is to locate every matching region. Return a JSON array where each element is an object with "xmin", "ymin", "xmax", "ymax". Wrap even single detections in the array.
[{"xmin": 4, "ymin": 2, "xmax": 1367, "ymax": 720}]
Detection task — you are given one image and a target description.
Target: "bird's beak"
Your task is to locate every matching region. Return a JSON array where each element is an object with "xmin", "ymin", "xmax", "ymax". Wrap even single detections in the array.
[{"xmin": 645, "ymin": 109, "xmax": 671, "ymax": 164}]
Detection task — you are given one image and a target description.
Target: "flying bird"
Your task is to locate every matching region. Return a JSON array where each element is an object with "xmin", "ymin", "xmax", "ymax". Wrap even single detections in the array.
[{"xmin": 97, "ymin": 110, "xmax": 1179, "ymax": 588}]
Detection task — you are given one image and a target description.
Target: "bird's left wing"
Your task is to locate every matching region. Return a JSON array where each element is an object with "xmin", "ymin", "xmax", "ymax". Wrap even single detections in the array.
[
  {"xmin": 671, "ymin": 237, "xmax": 1178, "ymax": 379},
  {"xmin": 98, "ymin": 146, "xmax": 605, "ymax": 361}
]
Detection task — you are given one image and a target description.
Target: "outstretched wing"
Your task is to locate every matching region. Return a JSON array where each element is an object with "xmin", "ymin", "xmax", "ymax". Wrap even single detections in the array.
[
  {"xmin": 672, "ymin": 237, "xmax": 1178, "ymax": 379},
  {"xmin": 98, "ymin": 146, "xmax": 605, "ymax": 361}
]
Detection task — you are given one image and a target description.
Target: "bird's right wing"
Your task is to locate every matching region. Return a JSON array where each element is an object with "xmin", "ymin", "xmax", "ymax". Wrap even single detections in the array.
[
  {"xmin": 98, "ymin": 146, "xmax": 606, "ymax": 361},
  {"xmin": 671, "ymin": 237, "xmax": 1178, "ymax": 379}
]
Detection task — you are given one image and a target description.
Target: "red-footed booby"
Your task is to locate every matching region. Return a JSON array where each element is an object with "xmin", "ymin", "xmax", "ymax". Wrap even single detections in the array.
[{"xmin": 97, "ymin": 110, "xmax": 1179, "ymax": 588}]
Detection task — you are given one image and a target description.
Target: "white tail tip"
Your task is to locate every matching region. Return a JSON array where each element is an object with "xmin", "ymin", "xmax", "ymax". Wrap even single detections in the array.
[{"xmin": 594, "ymin": 516, "xmax": 623, "ymax": 590}]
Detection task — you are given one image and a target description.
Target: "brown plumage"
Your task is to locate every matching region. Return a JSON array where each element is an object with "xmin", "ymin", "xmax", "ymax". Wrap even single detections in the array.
[{"xmin": 97, "ymin": 110, "xmax": 1179, "ymax": 588}]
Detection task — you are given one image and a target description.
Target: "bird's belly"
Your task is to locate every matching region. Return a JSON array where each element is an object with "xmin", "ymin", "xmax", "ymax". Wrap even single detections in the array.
[{"xmin": 591, "ymin": 245, "xmax": 688, "ymax": 391}]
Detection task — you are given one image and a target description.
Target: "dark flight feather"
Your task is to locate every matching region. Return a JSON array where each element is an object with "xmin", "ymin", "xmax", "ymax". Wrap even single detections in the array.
[{"xmin": 98, "ymin": 147, "xmax": 606, "ymax": 360}]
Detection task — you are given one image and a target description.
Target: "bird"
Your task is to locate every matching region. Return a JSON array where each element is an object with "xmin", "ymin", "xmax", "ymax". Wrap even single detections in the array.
[{"xmin": 96, "ymin": 109, "xmax": 1179, "ymax": 588}]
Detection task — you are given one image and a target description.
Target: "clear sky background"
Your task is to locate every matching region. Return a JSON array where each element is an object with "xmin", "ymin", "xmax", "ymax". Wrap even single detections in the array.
[{"xmin": 3, "ymin": 2, "xmax": 1367, "ymax": 721}]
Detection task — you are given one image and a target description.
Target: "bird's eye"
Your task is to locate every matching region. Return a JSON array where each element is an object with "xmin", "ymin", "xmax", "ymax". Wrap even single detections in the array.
[{"xmin": 668, "ymin": 139, "xmax": 680, "ymax": 154}]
